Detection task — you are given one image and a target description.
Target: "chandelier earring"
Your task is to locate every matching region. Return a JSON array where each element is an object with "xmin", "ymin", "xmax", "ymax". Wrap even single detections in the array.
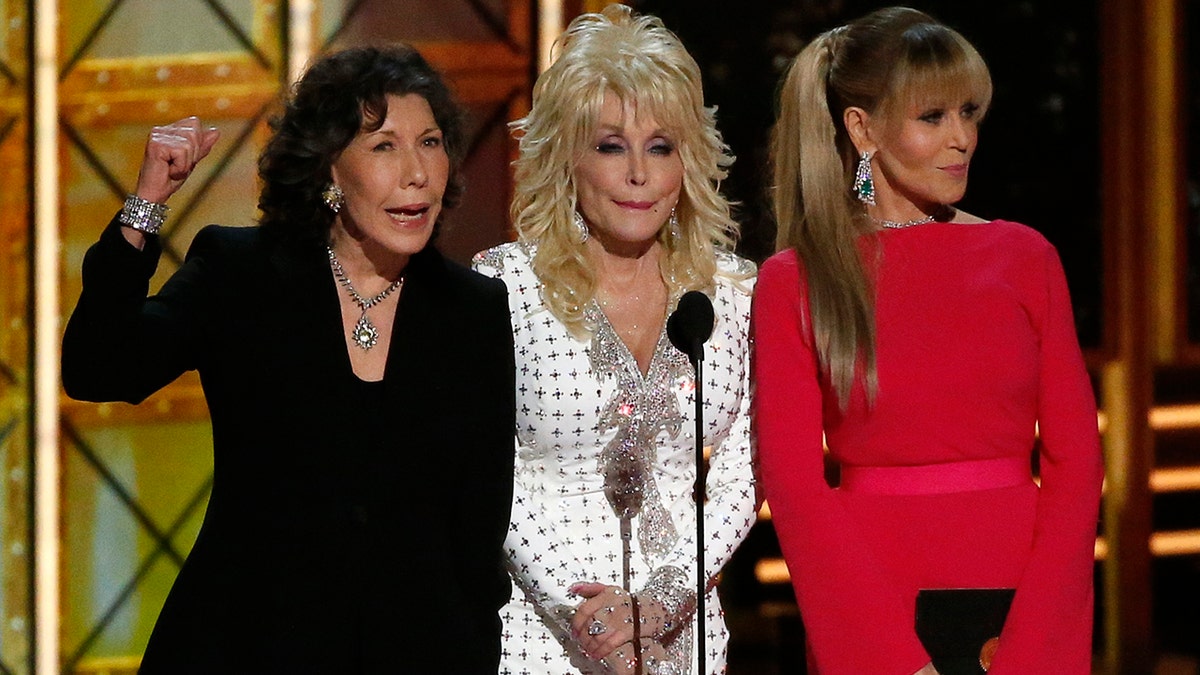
[
  {"xmin": 573, "ymin": 211, "xmax": 590, "ymax": 243},
  {"xmin": 322, "ymin": 183, "xmax": 345, "ymax": 214},
  {"xmin": 668, "ymin": 207, "xmax": 682, "ymax": 242},
  {"xmin": 852, "ymin": 151, "xmax": 876, "ymax": 206}
]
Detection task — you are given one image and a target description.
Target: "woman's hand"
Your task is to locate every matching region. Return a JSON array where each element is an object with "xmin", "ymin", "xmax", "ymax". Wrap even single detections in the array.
[
  {"xmin": 569, "ymin": 582, "xmax": 673, "ymax": 661},
  {"xmin": 570, "ymin": 583, "xmax": 635, "ymax": 660},
  {"xmin": 914, "ymin": 663, "xmax": 941, "ymax": 675},
  {"xmin": 134, "ymin": 117, "xmax": 220, "ymax": 204}
]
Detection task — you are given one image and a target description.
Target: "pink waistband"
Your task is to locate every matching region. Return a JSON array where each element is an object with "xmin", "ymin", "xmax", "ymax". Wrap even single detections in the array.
[{"xmin": 839, "ymin": 456, "xmax": 1032, "ymax": 495}]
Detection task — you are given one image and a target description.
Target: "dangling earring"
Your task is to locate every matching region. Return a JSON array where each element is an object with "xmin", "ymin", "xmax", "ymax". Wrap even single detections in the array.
[
  {"xmin": 852, "ymin": 151, "xmax": 876, "ymax": 206},
  {"xmin": 322, "ymin": 183, "xmax": 345, "ymax": 213},
  {"xmin": 668, "ymin": 207, "xmax": 682, "ymax": 242},
  {"xmin": 573, "ymin": 211, "xmax": 589, "ymax": 243}
]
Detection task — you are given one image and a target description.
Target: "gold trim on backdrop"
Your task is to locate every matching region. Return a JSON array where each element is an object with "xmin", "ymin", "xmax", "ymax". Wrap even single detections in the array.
[
  {"xmin": 1099, "ymin": 0, "xmax": 1157, "ymax": 669},
  {"xmin": 59, "ymin": 55, "xmax": 283, "ymax": 124},
  {"xmin": 288, "ymin": 0, "xmax": 315, "ymax": 87},
  {"xmin": 60, "ymin": 379, "xmax": 212, "ymax": 427},
  {"xmin": 1149, "ymin": 466, "xmax": 1200, "ymax": 493},
  {"xmin": 1147, "ymin": 0, "xmax": 1181, "ymax": 361},
  {"xmin": 1095, "ymin": 530, "xmax": 1200, "ymax": 560},
  {"xmin": 537, "ymin": 0, "xmax": 564, "ymax": 73},
  {"xmin": 33, "ymin": 0, "xmax": 61, "ymax": 672},
  {"xmin": 1093, "ymin": 402, "xmax": 1200, "ymax": 433}
]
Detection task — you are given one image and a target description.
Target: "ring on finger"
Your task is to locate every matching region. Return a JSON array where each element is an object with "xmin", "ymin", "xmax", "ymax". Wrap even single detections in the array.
[{"xmin": 587, "ymin": 619, "xmax": 607, "ymax": 636}]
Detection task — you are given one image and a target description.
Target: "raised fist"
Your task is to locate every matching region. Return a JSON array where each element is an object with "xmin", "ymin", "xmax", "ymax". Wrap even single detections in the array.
[{"xmin": 134, "ymin": 116, "xmax": 220, "ymax": 204}]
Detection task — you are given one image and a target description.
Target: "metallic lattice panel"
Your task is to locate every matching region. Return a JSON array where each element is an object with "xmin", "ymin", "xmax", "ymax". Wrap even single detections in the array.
[{"xmin": 60, "ymin": 421, "xmax": 213, "ymax": 670}]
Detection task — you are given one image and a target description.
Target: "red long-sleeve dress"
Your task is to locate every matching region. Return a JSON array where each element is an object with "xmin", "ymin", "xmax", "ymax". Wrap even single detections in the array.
[{"xmin": 752, "ymin": 221, "xmax": 1104, "ymax": 675}]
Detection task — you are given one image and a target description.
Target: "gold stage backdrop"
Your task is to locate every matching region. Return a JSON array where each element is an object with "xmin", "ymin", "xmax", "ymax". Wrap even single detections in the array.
[
  {"xmin": 2, "ymin": 1, "xmax": 531, "ymax": 673},
  {"xmin": 3, "ymin": 1, "xmax": 1199, "ymax": 674}
]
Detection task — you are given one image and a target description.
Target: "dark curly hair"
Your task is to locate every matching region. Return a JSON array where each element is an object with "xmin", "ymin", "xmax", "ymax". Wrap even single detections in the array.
[{"xmin": 258, "ymin": 44, "xmax": 466, "ymax": 246}]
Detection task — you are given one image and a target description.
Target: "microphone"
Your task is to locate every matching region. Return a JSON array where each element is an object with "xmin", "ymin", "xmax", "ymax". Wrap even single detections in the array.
[{"xmin": 667, "ymin": 290, "xmax": 715, "ymax": 363}]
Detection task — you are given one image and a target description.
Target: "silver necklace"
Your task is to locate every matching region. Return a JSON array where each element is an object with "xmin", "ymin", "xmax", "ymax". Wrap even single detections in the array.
[
  {"xmin": 327, "ymin": 246, "xmax": 403, "ymax": 350},
  {"xmin": 876, "ymin": 214, "xmax": 937, "ymax": 229}
]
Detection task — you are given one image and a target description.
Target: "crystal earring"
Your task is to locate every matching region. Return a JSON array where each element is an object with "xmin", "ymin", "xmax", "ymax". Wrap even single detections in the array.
[
  {"xmin": 668, "ymin": 207, "xmax": 682, "ymax": 241},
  {"xmin": 573, "ymin": 211, "xmax": 589, "ymax": 243},
  {"xmin": 852, "ymin": 151, "xmax": 876, "ymax": 206},
  {"xmin": 322, "ymin": 183, "xmax": 345, "ymax": 214}
]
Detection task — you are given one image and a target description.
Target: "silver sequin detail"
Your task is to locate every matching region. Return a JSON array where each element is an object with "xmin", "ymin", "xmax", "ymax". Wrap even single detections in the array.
[
  {"xmin": 642, "ymin": 565, "xmax": 696, "ymax": 635},
  {"xmin": 647, "ymin": 658, "xmax": 684, "ymax": 675},
  {"xmin": 587, "ymin": 301, "xmax": 690, "ymax": 559},
  {"xmin": 471, "ymin": 246, "xmax": 510, "ymax": 275},
  {"xmin": 720, "ymin": 252, "xmax": 757, "ymax": 284},
  {"xmin": 643, "ymin": 565, "xmax": 696, "ymax": 671}
]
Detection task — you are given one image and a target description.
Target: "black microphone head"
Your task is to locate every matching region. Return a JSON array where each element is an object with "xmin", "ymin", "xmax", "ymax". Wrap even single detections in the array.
[{"xmin": 667, "ymin": 290, "xmax": 715, "ymax": 361}]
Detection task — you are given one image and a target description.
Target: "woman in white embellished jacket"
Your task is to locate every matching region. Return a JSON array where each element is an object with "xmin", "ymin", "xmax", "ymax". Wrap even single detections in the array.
[{"xmin": 473, "ymin": 6, "xmax": 757, "ymax": 675}]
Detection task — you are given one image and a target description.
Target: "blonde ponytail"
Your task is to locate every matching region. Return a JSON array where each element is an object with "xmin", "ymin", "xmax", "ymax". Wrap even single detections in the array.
[{"xmin": 770, "ymin": 30, "xmax": 878, "ymax": 408}]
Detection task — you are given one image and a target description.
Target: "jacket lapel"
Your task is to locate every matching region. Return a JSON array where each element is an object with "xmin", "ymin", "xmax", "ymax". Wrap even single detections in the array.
[
  {"xmin": 383, "ymin": 246, "xmax": 446, "ymax": 391},
  {"xmin": 266, "ymin": 237, "xmax": 353, "ymax": 386}
]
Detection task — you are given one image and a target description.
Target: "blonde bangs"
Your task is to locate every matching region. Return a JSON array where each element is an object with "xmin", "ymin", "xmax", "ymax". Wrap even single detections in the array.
[
  {"xmin": 573, "ymin": 53, "xmax": 704, "ymax": 152},
  {"xmin": 885, "ymin": 28, "xmax": 993, "ymax": 118}
]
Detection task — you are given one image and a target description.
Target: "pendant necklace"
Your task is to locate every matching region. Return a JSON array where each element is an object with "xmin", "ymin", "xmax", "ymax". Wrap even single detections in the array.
[{"xmin": 327, "ymin": 246, "xmax": 403, "ymax": 350}]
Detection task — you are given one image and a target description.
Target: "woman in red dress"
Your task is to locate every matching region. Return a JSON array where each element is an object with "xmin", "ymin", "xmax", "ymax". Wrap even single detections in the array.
[{"xmin": 753, "ymin": 7, "xmax": 1104, "ymax": 674}]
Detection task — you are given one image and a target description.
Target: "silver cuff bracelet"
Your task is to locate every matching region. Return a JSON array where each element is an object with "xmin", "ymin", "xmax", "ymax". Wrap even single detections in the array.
[{"xmin": 119, "ymin": 194, "xmax": 169, "ymax": 235}]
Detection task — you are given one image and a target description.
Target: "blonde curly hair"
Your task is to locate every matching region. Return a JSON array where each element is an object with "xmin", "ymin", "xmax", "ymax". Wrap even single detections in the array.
[{"xmin": 510, "ymin": 4, "xmax": 740, "ymax": 337}]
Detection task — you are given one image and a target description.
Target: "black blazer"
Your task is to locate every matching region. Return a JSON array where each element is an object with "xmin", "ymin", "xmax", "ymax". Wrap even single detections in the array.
[{"xmin": 63, "ymin": 217, "xmax": 516, "ymax": 673}]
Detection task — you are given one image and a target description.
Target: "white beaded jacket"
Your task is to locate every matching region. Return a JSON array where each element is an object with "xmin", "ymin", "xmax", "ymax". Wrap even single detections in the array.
[{"xmin": 474, "ymin": 242, "xmax": 758, "ymax": 673}]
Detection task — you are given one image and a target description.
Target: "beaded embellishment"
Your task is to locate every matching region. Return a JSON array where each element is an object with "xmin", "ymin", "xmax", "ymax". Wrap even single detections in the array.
[
  {"xmin": 471, "ymin": 246, "xmax": 510, "ymax": 275},
  {"xmin": 586, "ymin": 301, "xmax": 690, "ymax": 559}
]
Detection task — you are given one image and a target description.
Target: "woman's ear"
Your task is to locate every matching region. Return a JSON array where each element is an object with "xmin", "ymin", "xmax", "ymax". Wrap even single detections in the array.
[{"xmin": 843, "ymin": 107, "xmax": 875, "ymax": 155}]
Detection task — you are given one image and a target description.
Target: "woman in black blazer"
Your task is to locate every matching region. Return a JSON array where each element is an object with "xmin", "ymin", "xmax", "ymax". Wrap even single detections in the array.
[{"xmin": 62, "ymin": 45, "xmax": 515, "ymax": 673}]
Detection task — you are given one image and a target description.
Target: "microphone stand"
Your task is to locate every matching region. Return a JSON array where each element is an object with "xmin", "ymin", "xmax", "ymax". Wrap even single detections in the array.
[
  {"xmin": 621, "ymin": 516, "xmax": 642, "ymax": 675},
  {"xmin": 688, "ymin": 343, "xmax": 706, "ymax": 675}
]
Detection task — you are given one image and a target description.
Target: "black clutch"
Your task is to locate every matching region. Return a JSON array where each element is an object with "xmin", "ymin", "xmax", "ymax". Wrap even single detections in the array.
[{"xmin": 914, "ymin": 588, "xmax": 1015, "ymax": 675}]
